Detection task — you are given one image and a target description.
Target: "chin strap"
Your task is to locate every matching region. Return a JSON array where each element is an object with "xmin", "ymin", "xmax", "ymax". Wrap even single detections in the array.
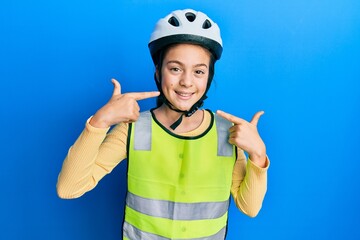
[
  {"xmin": 169, "ymin": 115, "xmax": 184, "ymax": 130},
  {"xmin": 167, "ymin": 95, "xmax": 207, "ymax": 130}
]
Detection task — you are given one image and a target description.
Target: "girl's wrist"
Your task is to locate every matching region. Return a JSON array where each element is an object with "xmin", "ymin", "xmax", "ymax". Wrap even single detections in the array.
[
  {"xmin": 249, "ymin": 147, "xmax": 267, "ymax": 168},
  {"xmin": 89, "ymin": 113, "xmax": 110, "ymax": 129}
]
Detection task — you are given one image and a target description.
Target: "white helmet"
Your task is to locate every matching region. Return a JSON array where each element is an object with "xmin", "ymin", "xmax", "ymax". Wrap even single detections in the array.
[{"xmin": 148, "ymin": 9, "xmax": 223, "ymax": 62}]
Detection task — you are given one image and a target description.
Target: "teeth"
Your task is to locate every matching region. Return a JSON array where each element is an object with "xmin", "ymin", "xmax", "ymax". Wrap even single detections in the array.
[{"xmin": 177, "ymin": 92, "xmax": 192, "ymax": 96}]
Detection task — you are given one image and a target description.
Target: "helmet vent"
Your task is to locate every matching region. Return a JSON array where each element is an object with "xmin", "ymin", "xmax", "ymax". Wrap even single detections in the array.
[
  {"xmin": 185, "ymin": 12, "xmax": 196, "ymax": 22},
  {"xmin": 202, "ymin": 19, "xmax": 212, "ymax": 29},
  {"xmin": 168, "ymin": 16, "xmax": 180, "ymax": 27}
]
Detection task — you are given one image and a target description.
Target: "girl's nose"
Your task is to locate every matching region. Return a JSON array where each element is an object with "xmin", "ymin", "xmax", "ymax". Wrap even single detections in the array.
[{"xmin": 179, "ymin": 72, "xmax": 193, "ymax": 87}]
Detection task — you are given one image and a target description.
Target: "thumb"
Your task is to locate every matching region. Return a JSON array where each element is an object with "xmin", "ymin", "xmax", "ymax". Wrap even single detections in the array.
[
  {"xmin": 111, "ymin": 78, "xmax": 121, "ymax": 96},
  {"xmin": 250, "ymin": 111, "xmax": 265, "ymax": 126}
]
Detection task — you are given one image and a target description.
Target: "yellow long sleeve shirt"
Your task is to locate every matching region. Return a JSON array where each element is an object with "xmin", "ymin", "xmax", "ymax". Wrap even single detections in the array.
[{"xmin": 57, "ymin": 110, "xmax": 269, "ymax": 217}]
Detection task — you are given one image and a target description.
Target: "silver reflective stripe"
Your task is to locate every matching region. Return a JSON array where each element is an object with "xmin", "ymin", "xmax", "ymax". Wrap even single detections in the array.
[
  {"xmin": 123, "ymin": 222, "xmax": 169, "ymax": 240},
  {"xmin": 123, "ymin": 222, "xmax": 226, "ymax": 240},
  {"xmin": 126, "ymin": 192, "xmax": 229, "ymax": 220},
  {"xmin": 215, "ymin": 114, "xmax": 233, "ymax": 156},
  {"xmin": 134, "ymin": 111, "xmax": 152, "ymax": 150}
]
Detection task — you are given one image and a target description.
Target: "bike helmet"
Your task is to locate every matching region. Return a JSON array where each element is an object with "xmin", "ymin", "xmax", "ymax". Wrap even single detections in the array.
[{"xmin": 149, "ymin": 9, "xmax": 223, "ymax": 63}]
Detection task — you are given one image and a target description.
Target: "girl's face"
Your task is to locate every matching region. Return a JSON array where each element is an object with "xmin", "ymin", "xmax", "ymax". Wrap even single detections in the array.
[{"xmin": 158, "ymin": 43, "xmax": 211, "ymax": 111}]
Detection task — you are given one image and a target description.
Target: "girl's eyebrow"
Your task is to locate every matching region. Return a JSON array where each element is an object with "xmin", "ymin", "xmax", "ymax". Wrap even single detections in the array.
[
  {"xmin": 194, "ymin": 63, "xmax": 208, "ymax": 68},
  {"xmin": 166, "ymin": 60, "xmax": 183, "ymax": 66},
  {"xmin": 166, "ymin": 60, "xmax": 208, "ymax": 68}
]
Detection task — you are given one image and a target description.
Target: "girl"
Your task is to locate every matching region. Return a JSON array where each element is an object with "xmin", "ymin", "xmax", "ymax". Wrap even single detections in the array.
[{"xmin": 57, "ymin": 9, "xmax": 269, "ymax": 239}]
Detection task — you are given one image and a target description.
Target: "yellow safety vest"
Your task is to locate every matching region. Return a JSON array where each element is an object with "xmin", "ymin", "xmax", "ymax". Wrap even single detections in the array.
[{"xmin": 123, "ymin": 110, "xmax": 236, "ymax": 240}]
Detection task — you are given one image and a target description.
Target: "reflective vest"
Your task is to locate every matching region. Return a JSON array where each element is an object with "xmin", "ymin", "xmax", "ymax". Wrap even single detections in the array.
[{"xmin": 123, "ymin": 110, "xmax": 236, "ymax": 240}]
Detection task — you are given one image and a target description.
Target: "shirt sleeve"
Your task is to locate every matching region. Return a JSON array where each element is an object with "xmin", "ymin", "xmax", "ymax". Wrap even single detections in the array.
[
  {"xmin": 56, "ymin": 118, "xmax": 129, "ymax": 199},
  {"xmin": 230, "ymin": 148, "xmax": 270, "ymax": 217}
]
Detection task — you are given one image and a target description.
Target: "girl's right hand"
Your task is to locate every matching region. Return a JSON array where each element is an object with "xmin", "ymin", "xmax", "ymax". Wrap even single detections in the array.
[{"xmin": 89, "ymin": 78, "xmax": 160, "ymax": 128}]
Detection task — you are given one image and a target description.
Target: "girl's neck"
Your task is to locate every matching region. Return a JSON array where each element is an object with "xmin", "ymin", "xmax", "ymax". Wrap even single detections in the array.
[{"xmin": 153, "ymin": 104, "xmax": 204, "ymax": 134}]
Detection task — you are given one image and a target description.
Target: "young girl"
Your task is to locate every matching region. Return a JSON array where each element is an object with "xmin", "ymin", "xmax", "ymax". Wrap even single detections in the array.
[{"xmin": 57, "ymin": 9, "xmax": 269, "ymax": 239}]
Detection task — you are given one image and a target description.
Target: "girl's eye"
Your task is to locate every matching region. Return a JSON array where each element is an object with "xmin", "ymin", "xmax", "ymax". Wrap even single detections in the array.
[
  {"xmin": 170, "ymin": 67, "xmax": 181, "ymax": 72},
  {"xmin": 195, "ymin": 70, "xmax": 205, "ymax": 75}
]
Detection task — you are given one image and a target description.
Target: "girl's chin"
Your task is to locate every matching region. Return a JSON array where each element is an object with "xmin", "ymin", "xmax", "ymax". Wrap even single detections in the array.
[
  {"xmin": 168, "ymin": 102, "xmax": 194, "ymax": 111},
  {"xmin": 165, "ymin": 94, "xmax": 201, "ymax": 111},
  {"xmin": 175, "ymin": 99, "xmax": 198, "ymax": 109}
]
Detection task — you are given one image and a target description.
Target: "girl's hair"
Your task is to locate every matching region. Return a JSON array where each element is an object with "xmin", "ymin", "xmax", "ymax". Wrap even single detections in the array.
[{"xmin": 154, "ymin": 44, "xmax": 216, "ymax": 107}]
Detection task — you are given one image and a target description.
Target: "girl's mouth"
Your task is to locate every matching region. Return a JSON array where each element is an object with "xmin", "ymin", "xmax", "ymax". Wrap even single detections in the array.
[{"xmin": 175, "ymin": 91, "xmax": 194, "ymax": 100}]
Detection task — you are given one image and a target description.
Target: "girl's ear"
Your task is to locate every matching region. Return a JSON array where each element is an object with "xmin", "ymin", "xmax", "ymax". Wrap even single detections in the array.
[{"xmin": 155, "ymin": 66, "xmax": 160, "ymax": 83}]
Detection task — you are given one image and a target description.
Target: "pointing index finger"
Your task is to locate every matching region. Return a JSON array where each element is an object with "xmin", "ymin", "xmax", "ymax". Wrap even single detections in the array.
[
  {"xmin": 216, "ymin": 110, "xmax": 244, "ymax": 125},
  {"xmin": 127, "ymin": 91, "xmax": 160, "ymax": 101}
]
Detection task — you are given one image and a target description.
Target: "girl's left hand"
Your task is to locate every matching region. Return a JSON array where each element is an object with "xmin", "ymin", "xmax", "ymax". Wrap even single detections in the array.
[{"xmin": 217, "ymin": 110, "xmax": 267, "ymax": 167}]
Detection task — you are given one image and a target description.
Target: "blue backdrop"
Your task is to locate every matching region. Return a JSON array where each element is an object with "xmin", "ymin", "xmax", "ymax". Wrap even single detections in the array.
[{"xmin": 1, "ymin": 0, "xmax": 359, "ymax": 239}]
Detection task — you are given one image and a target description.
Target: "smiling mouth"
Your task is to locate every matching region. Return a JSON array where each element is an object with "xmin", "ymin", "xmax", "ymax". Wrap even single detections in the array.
[{"xmin": 175, "ymin": 91, "xmax": 194, "ymax": 99}]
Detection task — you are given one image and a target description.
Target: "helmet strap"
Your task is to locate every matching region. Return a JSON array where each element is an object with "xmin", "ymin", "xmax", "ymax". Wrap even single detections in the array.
[
  {"xmin": 160, "ymin": 90, "xmax": 208, "ymax": 130},
  {"xmin": 168, "ymin": 95, "xmax": 207, "ymax": 130}
]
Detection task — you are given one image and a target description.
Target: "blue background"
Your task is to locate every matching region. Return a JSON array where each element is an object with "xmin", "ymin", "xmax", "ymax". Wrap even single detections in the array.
[{"xmin": 1, "ymin": 0, "xmax": 359, "ymax": 239}]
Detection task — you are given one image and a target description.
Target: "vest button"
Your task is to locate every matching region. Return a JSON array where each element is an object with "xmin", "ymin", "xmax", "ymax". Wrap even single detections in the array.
[
  {"xmin": 181, "ymin": 190, "xmax": 186, "ymax": 195},
  {"xmin": 178, "ymin": 153, "xmax": 183, "ymax": 159},
  {"xmin": 180, "ymin": 173, "xmax": 184, "ymax": 178},
  {"xmin": 181, "ymin": 227, "xmax": 186, "ymax": 232}
]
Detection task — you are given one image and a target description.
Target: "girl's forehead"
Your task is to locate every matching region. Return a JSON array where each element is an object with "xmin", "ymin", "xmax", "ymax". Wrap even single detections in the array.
[{"xmin": 164, "ymin": 43, "xmax": 211, "ymax": 60}]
